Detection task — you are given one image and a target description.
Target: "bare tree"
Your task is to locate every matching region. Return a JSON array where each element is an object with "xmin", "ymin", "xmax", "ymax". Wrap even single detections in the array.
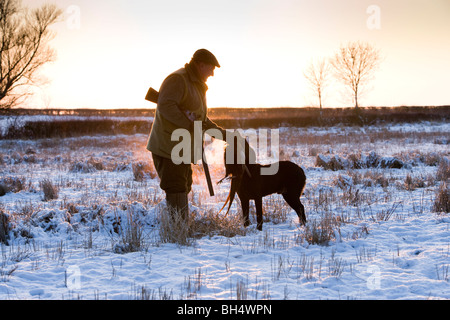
[
  {"xmin": 303, "ymin": 58, "xmax": 331, "ymax": 111},
  {"xmin": 0, "ymin": 0, "xmax": 62, "ymax": 109},
  {"xmin": 331, "ymin": 41, "xmax": 381, "ymax": 108}
]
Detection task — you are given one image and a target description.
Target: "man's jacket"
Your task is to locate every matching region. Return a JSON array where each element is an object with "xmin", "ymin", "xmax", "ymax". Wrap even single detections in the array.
[{"xmin": 147, "ymin": 62, "xmax": 224, "ymax": 163}]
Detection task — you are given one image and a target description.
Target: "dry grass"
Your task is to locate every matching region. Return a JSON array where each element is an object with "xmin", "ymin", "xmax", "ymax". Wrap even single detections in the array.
[
  {"xmin": 40, "ymin": 179, "xmax": 58, "ymax": 201},
  {"xmin": 433, "ymin": 182, "xmax": 449, "ymax": 213},
  {"xmin": 0, "ymin": 211, "xmax": 9, "ymax": 245},
  {"xmin": 136, "ymin": 285, "xmax": 174, "ymax": 300},
  {"xmin": 436, "ymin": 159, "xmax": 450, "ymax": 182},
  {"xmin": 403, "ymin": 174, "xmax": 426, "ymax": 191},
  {"xmin": 158, "ymin": 204, "xmax": 246, "ymax": 246},
  {"xmin": 158, "ymin": 206, "xmax": 196, "ymax": 246},
  {"xmin": 263, "ymin": 195, "xmax": 291, "ymax": 225},
  {"xmin": 193, "ymin": 210, "xmax": 247, "ymax": 238},
  {"xmin": 0, "ymin": 177, "xmax": 27, "ymax": 195},
  {"xmin": 115, "ymin": 208, "xmax": 145, "ymax": 253},
  {"xmin": 132, "ymin": 161, "xmax": 156, "ymax": 182},
  {"xmin": 302, "ymin": 213, "xmax": 341, "ymax": 246},
  {"xmin": 375, "ymin": 202, "xmax": 402, "ymax": 221}
]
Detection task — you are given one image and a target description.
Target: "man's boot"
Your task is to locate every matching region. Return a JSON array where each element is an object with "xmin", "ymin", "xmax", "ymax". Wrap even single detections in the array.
[{"xmin": 165, "ymin": 192, "xmax": 189, "ymax": 221}]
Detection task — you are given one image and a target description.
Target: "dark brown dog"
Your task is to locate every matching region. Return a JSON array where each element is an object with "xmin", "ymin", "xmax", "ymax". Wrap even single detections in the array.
[{"xmin": 219, "ymin": 139, "xmax": 306, "ymax": 231}]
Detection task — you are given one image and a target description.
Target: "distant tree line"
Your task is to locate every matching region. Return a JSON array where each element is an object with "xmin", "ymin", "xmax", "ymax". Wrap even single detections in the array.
[
  {"xmin": 304, "ymin": 41, "xmax": 381, "ymax": 112},
  {"xmin": 1, "ymin": 106, "xmax": 448, "ymax": 140}
]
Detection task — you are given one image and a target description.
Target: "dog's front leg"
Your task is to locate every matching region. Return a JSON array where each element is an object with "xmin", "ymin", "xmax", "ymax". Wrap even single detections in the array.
[
  {"xmin": 241, "ymin": 197, "xmax": 250, "ymax": 228},
  {"xmin": 255, "ymin": 198, "xmax": 263, "ymax": 231}
]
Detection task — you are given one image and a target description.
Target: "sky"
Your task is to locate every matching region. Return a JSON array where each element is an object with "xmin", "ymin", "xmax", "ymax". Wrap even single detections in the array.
[{"xmin": 21, "ymin": 0, "xmax": 450, "ymax": 109}]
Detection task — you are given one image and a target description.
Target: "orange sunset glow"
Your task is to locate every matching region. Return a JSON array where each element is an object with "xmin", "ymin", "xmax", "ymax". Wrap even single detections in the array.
[{"xmin": 21, "ymin": 0, "xmax": 450, "ymax": 109}]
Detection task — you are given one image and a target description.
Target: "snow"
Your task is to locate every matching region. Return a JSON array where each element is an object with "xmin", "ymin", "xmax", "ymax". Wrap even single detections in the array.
[{"xmin": 0, "ymin": 120, "xmax": 449, "ymax": 300}]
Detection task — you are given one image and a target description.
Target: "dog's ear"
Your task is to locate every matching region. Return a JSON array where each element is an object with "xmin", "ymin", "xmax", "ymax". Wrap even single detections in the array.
[{"xmin": 244, "ymin": 139, "xmax": 256, "ymax": 165}]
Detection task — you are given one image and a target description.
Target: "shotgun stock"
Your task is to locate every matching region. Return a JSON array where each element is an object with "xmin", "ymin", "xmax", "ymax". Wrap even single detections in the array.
[{"xmin": 145, "ymin": 87, "xmax": 159, "ymax": 103}]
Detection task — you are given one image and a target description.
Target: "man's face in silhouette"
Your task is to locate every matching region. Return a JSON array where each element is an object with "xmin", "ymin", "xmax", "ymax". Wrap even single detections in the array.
[{"xmin": 196, "ymin": 62, "xmax": 215, "ymax": 82}]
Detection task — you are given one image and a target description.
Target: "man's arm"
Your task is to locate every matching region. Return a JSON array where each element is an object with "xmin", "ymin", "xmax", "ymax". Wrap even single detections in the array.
[{"xmin": 203, "ymin": 117, "xmax": 226, "ymax": 137}]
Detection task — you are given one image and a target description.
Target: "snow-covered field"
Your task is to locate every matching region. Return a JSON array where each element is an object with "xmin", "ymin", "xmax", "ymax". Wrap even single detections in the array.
[{"xmin": 0, "ymin": 118, "xmax": 449, "ymax": 300}]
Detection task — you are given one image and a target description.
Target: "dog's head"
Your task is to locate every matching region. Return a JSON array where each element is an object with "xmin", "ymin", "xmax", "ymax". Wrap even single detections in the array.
[
  {"xmin": 218, "ymin": 135, "xmax": 256, "ymax": 215},
  {"xmin": 223, "ymin": 135, "xmax": 255, "ymax": 178}
]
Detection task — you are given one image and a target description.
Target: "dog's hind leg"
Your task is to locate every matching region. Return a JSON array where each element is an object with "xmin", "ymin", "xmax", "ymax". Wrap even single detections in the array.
[
  {"xmin": 255, "ymin": 198, "xmax": 263, "ymax": 231},
  {"xmin": 282, "ymin": 192, "xmax": 306, "ymax": 225},
  {"xmin": 241, "ymin": 197, "xmax": 250, "ymax": 228}
]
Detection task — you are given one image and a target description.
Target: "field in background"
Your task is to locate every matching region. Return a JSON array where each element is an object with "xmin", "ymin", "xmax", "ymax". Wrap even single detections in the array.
[{"xmin": 1, "ymin": 106, "xmax": 449, "ymax": 139}]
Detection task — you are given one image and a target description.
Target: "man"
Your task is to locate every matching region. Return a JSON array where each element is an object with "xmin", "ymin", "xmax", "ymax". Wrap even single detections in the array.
[{"xmin": 147, "ymin": 49, "xmax": 225, "ymax": 220}]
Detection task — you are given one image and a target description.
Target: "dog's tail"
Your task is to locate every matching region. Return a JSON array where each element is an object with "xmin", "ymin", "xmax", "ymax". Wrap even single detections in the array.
[
  {"xmin": 218, "ymin": 175, "xmax": 240, "ymax": 217},
  {"xmin": 218, "ymin": 193, "xmax": 231, "ymax": 216},
  {"xmin": 218, "ymin": 186, "xmax": 235, "ymax": 217}
]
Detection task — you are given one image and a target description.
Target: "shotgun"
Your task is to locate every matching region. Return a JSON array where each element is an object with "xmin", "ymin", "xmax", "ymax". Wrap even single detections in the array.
[
  {"xmin": 145, "ymin": 87, "xmax": 159, "ymax": 103},
  {"xmin": 145, "ymin": 87, "xmax": 215, "ymax": 196},
  {"xmin": 201, "ymin": 142, "xmax": 215, "ymax": 196}
]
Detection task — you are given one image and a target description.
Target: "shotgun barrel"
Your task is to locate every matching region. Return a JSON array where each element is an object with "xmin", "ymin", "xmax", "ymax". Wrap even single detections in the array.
[{"xmin": 202, "ymin": 144, "xmax": 215, "ymax": 196}]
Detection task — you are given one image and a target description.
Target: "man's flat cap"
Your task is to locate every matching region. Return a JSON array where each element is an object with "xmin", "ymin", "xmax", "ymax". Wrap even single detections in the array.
[{"xmin": 192, "ymin": 49, "xmax": 220, "ymax": 68}]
